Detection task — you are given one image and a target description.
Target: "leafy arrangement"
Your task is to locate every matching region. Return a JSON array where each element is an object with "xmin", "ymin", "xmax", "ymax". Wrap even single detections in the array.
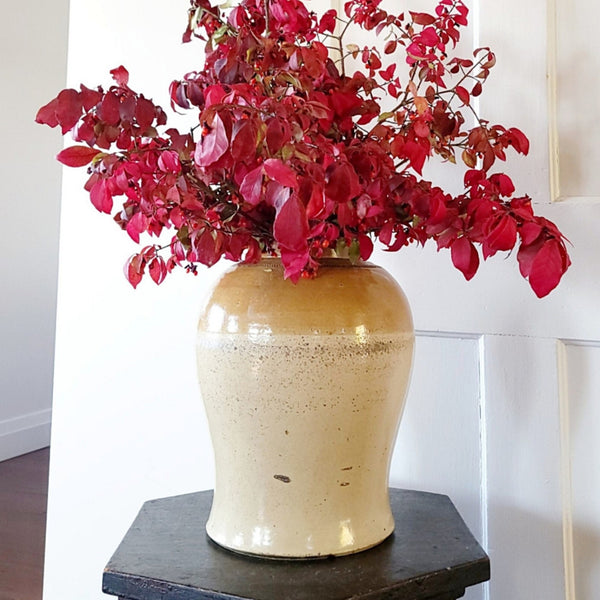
[{"xmin": 36, "ymin": 0, "xmax": 570, "ymax": 296}]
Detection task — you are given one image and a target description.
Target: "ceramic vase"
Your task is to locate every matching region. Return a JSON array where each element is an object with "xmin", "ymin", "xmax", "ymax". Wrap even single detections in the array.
[{"xmin": 196, "ymin": 257, "xmax": 414, "ymax": 558}]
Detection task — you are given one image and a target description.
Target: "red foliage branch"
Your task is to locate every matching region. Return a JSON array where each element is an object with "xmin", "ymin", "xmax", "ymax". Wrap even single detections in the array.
[{"xmin": 36, "ymin": 0, "xmax": 570, "ymax": 296}]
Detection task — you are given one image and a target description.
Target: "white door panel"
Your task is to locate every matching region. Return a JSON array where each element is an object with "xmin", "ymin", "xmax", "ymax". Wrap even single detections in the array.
[
  {"xmin": 483, "ymin": 336, "xmax": 565, "ymax": 599},
  {"xmin": 554, "ymin": 0, "xmax": 600, "ymax": 198},
  {"xmin": 390, "ymin": 333, "xmax": 485, "ymax": 600},
  {"xmin": 561, "ymin": 342, "xmax": 600, "ymax": 600},
  {"xmin": 381, "ymin": 0, "xmax": 600, "ymax": 598},
  {"xmin": 390, "ymin": 334, "xmax": 483, "ymax": 537}
]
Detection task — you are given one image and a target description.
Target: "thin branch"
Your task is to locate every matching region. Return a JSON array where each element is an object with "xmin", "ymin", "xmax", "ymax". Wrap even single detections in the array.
[{"xmin": 264, "ymin": 0, "xmax": 270, "ymax": 36}]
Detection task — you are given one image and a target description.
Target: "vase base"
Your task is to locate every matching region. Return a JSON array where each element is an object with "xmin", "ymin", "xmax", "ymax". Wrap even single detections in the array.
[{"xmin": 206, "ymin": 528, "xmax": 395, "ymax": 560}]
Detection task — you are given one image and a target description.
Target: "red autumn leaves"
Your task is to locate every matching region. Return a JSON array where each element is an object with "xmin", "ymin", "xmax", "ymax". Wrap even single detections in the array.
[{"xmin": 36, "ymin": 0, "xmax": 570, "ymax": 296}]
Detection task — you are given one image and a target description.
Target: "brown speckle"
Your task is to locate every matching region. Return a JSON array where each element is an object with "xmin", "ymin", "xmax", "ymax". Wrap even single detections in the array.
[
  {"xmin": 340, "ymin": 482, "xmax": 350, "ymax": 487},
  {"xmin": 341, "ymin": 466, "xmax": 353, "ymax": 471},
  {"xmin": 274, "ymin": 474, "xmax": 291, "ymax": 483}
]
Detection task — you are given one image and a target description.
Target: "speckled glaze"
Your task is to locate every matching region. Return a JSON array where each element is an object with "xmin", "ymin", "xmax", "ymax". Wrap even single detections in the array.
[{"xmin": 196, "ymin": 258, "xmax": 414, "ymax": 558}]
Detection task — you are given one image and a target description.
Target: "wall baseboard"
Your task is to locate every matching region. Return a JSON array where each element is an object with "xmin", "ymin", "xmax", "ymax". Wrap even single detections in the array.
[{"xmin": 0, "ymin": 409, "xmax": 52, "ymax": 462}]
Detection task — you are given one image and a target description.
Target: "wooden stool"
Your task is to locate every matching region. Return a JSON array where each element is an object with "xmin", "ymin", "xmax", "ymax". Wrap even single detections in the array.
[{"xmin": 103, "ymin": 488, "xmax": 489, "ymax": 600}]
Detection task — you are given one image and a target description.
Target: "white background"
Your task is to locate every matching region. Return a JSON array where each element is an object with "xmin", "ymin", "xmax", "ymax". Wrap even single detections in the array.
[{"xmin": 43, "ymin": 1, "xmax": 600, "ymax": 599}]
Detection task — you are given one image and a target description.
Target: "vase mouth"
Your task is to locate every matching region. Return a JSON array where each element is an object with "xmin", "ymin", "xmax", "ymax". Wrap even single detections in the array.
[
  {"xmin": 256, "ymin": 250, "xmax": 370, "ymax": 270},
  {"xmin": 251, "ymin": 258, "xmax": 373, "ymax": 273}
]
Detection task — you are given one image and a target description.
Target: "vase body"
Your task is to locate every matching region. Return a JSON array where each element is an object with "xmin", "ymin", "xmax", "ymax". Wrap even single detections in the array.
[{"xmin": 196, "ymin": 257, "xmax": 414, "ymax": 558}]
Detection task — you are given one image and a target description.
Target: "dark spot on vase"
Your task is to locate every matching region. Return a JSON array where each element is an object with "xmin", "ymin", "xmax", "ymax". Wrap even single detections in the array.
[
  {"xmin": 274, "ymin": 474, "xmax": 291, "ymax": 483},
  {"xmin": 340, "ymin": 482, "xmax": 350, "ymax": 487},
  {"xmin": 341, "ymin": 466, "xmax": 353, "ymax": 471}
]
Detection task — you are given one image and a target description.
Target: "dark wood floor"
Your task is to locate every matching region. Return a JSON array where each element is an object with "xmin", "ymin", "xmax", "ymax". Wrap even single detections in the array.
[{"xmin": 0, "ymin": 448, "xmax": 50, "ymax": 600}]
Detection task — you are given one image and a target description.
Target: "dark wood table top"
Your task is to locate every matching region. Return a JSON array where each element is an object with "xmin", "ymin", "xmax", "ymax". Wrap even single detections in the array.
[{"xmin": 103, "ymin": 488, "xmax": 489, "ymax": 600}]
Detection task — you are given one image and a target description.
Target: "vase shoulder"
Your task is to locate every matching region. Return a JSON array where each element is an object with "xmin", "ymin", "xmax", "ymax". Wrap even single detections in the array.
[{"xmin": 198, "ymin": 258, "xmax": 413, "ymax": 336}]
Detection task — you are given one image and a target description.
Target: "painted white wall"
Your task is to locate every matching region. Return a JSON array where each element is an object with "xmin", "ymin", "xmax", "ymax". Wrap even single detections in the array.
[
  {"xmin": 44, "ymin": 1, "xmax": 216, "ymax": 597},
  {"xmin": 0, "ymin": 0, "xmax": 68, "ymax": 461}
]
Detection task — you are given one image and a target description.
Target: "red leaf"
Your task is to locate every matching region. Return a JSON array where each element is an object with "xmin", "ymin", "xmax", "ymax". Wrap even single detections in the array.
[
  {"xmin": 110, "ymin": 66, "xmax": 129, "ymax": 86},
  {"xmin": 329, "ymin": 91, "xmax": 362, "ymax": 119},
  {"xmin": 406, "ymin": 41, "xmax": 426, "ymax": 61},
  {"xmin": 366, "ymin": 51, "xmax": 382, "ymax": 70},
  {"xmin": 231, "ymin": 120, "xmax": 258, "ymax": 161},
  {"xmin": 306, "ymin": 101, "xmax": 332, "ymax": 120},
  {"xmin": 195, "ymin": 229, "xmax": 223, "ymax": 267},
  {"xmin": 240, "ymin": 165, "xmax": 264, "ymax": 206},
  {"xmin": 384, "ymin": 40, "xmax": 397, "ymax": 54},
  {"xmin": 519, "ymin": 222, "xmax": 542, "ymax": 245},
  {"xmin": 35, "ymin": 97, "xmax": 60, "ymax": 127},
  {"xmin": 318, "ymin": 9, "xmax": 336, "ymax": 33},
  {"xmin": 148, "ymin": 256, "xmax": 167, "ymax": 285},
  {"xmin": 125, "ymin": 212, "xmax": 148, "ymax": 243},
  {"xmin": 410, "ymin": 11, "xmax": 436, "ymax": 25},
  {"xmin": 419, "ymin": 27, "xmax": 440, "ymax": 47},
  {"xmin": 413, "ymin": 119, "xmax": 430, "ymax": 138},
  {"xmin": 56, "ymin": 146, "xmax": 101, "ymax": 167},
  {"xmin": 516, "ymin": 240, "xmax": 540, "ymax": 279},
  {"xmin": 483, "ymin": 214, "xmax": 517, "ymax": 258},
  {"xmin": 337, "ymin": 201, "xmax": 357, "ymax": 227},
  {"xmin": 527, "ymin": 239, "xmax": 565, "ymax": 298},
  {"xmin": 243, "ymin": 238, "xmax": 262, "ymax": 264},
  {"xmin": 455, "ymin": 85, "xmax": 470, "ymax": 106},
  {"xmin": 491, "ymin": 173, "xmax": 515, "ymax": 196},
  {"xmin": 468, "ymin": 127, "xmax": 489, "ymax": 152},
  {"xmin": 169, "ymin": 80, "xmax": 190, "ymax": 110},
  {"xmin": 378, "ymin": 221, "xmax": 394, "ymax": 246},
  {"xmin": 508, "ymin": 127, "xmax": 530, "ymax": 155},
  {"xmin": 325, "ymin": 162, "xmax": 361, "ymax": 203},
  {"xmin": 403, "ymin": 140, "xmax": 428, "ymax": 174},
  {"xmin": 158, "ymin": 150, "xmax": 181, "ymax": 173},
  {"xmin": 56, "ymin": 89, "xmax": 82, "ymax": 134},
  {"xmin": 75, "ymin": 117, "xmax": 97, "ymax": 146},
  {"xmin": 135, "ymin": 97, "xmax": 156, "ymax": 130},
  {"xmin": 305, "ymin": 183, "xmax": 329, "ymax": 220},
  {"xmin": 264, "ymin": 158, "xmax": 297, "ymax": 188},
  {"xmin": 279, "ymin": 247, "xmax": 309, "ymax": 283},
  {"xmin": 274, "ymin": 195, "xmax": 309, "ymax": 253},
  {"xmin": 90, "ymin": 179, "xmax": 113, "ymax": 214},
  {"xmin": 451, "ymin": 236, "xmax": 479, "ymax": 280},
  {"xmin": 118, "ymin": 94, "xmax": 136, "ymax": 122},
  {"xmin": 482, "ymin": 148, "xmax": 495, "ymax": 171},
  {"xmin": 471, "ymin": 82, "xmax": 483, "ymax": 97},
  {"xmin": 80, "ymin": 85, "xmax": 103, "ymax": 111},
  {"xmin": 124, "ymin": 253, "xmax": 145, "ymax": 289},
  {"xmin": 388, "ymin": 227, "xmax": 408, "ymax": 251},
  {"xmin": 204, "ymin": 85, "xmax": 227, "ymax": 108},
  {"xmin": 265, "ymin": 181, "xmax": 291, "ymax": 211},
  {"xmin": 380, "ymin": 64, "xmax": 396, "ymax": 81},
  {"xmin": 358, "ymin": 234, "xmax": 374, "ymax": 260},
  {"xmin": 266, "ymin": 118, "xmax": 290, "ymax": 154},
  {"xmin": 99, "ymin": 92, "xmax": 121, "ymax": 126},
  {"xmin": 225, "ymin": 233, "xmax": 247, "ymax": 262},
  {"xmin": 194, "ymin": 113, "xmax": 229, "ymax": 167}
]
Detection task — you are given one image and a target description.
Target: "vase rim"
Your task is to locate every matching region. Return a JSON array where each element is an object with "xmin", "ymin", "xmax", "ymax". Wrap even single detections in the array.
[{"xmin": 255, "ymin": 253, "xmax": 371, "ymax": 270}]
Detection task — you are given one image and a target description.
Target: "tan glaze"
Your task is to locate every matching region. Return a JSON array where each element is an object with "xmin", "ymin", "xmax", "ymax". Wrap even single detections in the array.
[{"xmin": 197, "ymin": 258, "xmax": 414, "ymax": 558}]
